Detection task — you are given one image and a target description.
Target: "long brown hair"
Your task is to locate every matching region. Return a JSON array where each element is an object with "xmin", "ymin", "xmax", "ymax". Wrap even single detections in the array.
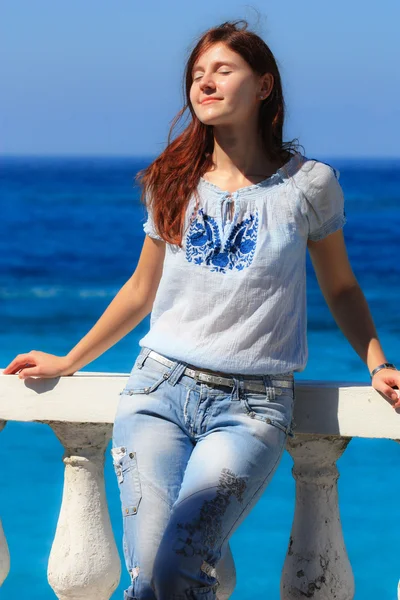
[{"xmin": 136, "ymin": 19, "xmax": 303, "ymax": 247}]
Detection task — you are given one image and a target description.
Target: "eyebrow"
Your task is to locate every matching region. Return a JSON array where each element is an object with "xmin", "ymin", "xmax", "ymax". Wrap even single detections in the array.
[{"xmin": 192, "ymin": 60, "xmax": 237, "ymax": 74}]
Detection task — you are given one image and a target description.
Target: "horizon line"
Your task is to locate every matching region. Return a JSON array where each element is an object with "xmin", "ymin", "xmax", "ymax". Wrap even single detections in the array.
[{"xmin": 2, "ymin": 153, "xmax": 400, "ymax": 162}]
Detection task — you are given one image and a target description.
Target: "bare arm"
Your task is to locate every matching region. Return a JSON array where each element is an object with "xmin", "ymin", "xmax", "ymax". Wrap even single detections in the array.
[
  {"xmin": 64, "ymin": 236, "xmax": 166, "ymax": 373},
  {"xmin": 3, "ymin": 235, "xmax": 166, "ymax": 378},
  {"xmin": 307, "ymin": 229, "xmax": 400, "ymax": 407}
]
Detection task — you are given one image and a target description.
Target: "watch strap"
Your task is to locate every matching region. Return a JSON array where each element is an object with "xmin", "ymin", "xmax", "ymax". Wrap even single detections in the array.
[{"xmin": 370, "ymin": 362, "xmax": 397, "ymax": 378}]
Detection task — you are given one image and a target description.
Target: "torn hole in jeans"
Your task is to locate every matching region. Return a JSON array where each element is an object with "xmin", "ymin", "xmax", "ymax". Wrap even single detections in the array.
[
  {"xmin": 129, "ymin": 566, "xmax": 140, "ymax": 582},
  {"xmin": 200, "ymin": 560, "xmax": 218, "ymax": 584}
]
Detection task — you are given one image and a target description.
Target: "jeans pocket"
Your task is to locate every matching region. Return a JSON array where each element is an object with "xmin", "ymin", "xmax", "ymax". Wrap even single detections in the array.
[
  {"xmin": 270, "ymin": 381, "xmax": 295, "ymax": 437},
  {"xmin": 119, "ymin": 361, "xmax": 171, "ymax": 396},
  {"xmin": 111, "ymin": 446, "xmax": 142, "ymax": 516},
  {"xmin": 241, "ymin": 382, "xmax": 294, "ymax": 437}
]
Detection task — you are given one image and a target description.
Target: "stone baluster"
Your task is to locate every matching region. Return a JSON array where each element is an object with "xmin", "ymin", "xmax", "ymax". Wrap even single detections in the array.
[
  {"xmin": 281, "ymin": 435, "xmax": 355, "ymax": 600},
  {"xmin": 47, "ymin": 422, "xmax": 121, "ymax": 600},
  {"xmin": 0, "ymin": 421, "xmax": 10, "ymax": 587}
]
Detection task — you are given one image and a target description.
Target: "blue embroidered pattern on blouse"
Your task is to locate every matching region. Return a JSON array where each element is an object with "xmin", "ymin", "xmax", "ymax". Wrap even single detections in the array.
[{"xmin": 185, "ymin": 208, "xmax": 259, "ymax": 273}]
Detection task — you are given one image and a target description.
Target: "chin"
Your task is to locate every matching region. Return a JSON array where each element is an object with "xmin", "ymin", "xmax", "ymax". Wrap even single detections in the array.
[{"xmin": 196, "ymin": 114, "xmax": 229, "ymax": 126}]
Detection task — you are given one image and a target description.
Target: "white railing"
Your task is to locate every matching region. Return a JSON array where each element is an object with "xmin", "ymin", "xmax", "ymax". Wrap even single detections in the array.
[{"xmin": 0, "ymin": 370, "xmax": 399, "ymax": 599}]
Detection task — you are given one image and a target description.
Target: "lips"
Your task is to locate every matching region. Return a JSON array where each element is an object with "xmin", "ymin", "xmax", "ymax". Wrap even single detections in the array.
[{"xmin": 200, "ymin": 98, "xmax": 221, "ymax": 105}]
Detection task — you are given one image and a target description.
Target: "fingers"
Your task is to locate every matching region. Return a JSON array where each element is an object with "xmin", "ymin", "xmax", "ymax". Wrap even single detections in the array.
[
  {"xmin": 383, "ymin": 386, "xmax": 400, "ymax": 408},
  {"xmin": 3, "ymin": 354, "xmax": 35, "ymax": 375},
  {"xmin": 385, "ymin": 387, "xmax": 399, "ymax": 402},
  {"xmin": 374, "ymin": 384, "xmax": 400, "ymax": 409},
  {"xmin": 18, "ymin": 367, "xmax": 40, "ymax": 380},
  {"xmin": 391, "ymin": 388, "xmax": 400, "ymax": 409}
]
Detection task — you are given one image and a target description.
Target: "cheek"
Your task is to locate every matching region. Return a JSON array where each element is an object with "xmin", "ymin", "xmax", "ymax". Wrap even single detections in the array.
[
  {"xmin": 225, "ymin": 85, "xmax": 254, "ymax": 113},
  {"xmin": 189, "ymin": 92, "xmax": 200, "ymax": 117},
  {"xmin": 222, "ymin": 78, "xmax": 254, "ymax": 104}
]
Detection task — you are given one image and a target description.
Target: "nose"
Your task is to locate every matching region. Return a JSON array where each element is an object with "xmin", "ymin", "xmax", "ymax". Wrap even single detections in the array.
[{"xmin": 199, "ymin": 73, "xmax": 216, "ymax": 91}]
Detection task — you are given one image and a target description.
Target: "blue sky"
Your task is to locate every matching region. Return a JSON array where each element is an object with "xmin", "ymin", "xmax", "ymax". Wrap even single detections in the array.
[{"xmin": 1, "ymin": 0, "xmax": 399, "ymax": 158}]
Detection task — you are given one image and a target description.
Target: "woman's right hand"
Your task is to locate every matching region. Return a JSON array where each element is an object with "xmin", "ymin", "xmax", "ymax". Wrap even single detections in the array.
[{"xmin": 2, "ymin": 350, "xmax": 76, "ymax": 379}]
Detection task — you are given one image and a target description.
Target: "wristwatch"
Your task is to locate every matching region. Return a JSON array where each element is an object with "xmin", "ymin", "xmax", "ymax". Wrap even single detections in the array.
[{"xmin": 370, "ymin": 362, "xmax": 398, "ymax": 379}]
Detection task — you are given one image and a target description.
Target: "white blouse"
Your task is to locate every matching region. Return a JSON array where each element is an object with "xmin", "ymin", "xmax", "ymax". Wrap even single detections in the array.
[{"xmin": 138, "ymin": 151, "xmax": 347, "ymax": 375}]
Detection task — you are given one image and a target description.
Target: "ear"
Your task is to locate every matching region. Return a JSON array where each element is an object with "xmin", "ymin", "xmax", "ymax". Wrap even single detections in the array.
[{"xmin": 259, "ymin": 73, "xmax": 274, "ymax": 99}]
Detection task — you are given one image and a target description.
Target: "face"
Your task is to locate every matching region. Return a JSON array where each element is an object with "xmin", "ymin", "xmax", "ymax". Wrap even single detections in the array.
[{"xmin": 189, "ymin": 42, "xmax": 271, "ymax": 127}]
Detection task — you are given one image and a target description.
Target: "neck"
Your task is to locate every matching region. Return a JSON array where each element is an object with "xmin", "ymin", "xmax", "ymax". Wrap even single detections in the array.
[{"xmin": 210, "ymin": 125, "xmax": 280, "ymax": 179}]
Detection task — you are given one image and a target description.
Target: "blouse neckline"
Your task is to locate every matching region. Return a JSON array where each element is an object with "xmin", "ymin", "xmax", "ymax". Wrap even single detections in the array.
[{"xmin": 199, "ymin": 151, "xmax": 301, "ymax": 195}]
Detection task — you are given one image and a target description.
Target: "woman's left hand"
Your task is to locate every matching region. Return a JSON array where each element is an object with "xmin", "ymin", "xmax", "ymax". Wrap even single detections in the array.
[{"xmin": 371, "ymin": 369, "xmax": 400, "ymax": 409}]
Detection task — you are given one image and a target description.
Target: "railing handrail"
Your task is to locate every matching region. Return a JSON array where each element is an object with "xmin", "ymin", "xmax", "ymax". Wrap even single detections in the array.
[{"xmin": 0, "ymin": 370, "xmax": 399, "ymax": 439}]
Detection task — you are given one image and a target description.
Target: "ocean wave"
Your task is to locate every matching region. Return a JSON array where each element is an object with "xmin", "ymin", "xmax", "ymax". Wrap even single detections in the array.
[{"xmin": 0, "ymin": 286, "xmax": 118, "ymax": 299}]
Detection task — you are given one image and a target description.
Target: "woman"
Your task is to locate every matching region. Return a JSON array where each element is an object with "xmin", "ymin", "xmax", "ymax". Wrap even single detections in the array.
[{"xmin": 4, "ymin": 19, "xmax": 400, "ymax": 600}]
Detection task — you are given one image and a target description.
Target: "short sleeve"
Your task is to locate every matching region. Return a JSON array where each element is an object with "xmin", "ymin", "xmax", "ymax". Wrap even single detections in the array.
[
  {"xmin": 142, "ymin": 195, "xmax": 163, "ymax": 241},
  {"xmin": 303, "ymin": 162, "xmax": 347, "ymax": 242}
]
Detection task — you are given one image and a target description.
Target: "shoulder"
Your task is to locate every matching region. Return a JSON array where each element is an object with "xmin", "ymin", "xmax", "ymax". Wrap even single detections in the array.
[
  {"xmin": 292, "ymin": 156, "xmax": 346, "ymax": 241},
  {"xmin": 293, "ymin": 156, "xmax": 341, "ymax": 196}
]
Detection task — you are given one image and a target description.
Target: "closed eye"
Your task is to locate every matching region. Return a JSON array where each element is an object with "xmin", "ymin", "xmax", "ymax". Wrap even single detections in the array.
[{"xmin": 193, "ymin": 70, "xmax": 232, "ymax": 82}]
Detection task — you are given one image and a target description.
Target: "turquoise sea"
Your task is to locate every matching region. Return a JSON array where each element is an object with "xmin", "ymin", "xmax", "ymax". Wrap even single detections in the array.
[{"xmin": 0, "ymin": 156, "xmax": 399, "ymax": 598}]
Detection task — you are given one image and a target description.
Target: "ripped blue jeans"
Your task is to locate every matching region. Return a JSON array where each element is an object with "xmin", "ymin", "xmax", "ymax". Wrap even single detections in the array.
[{"xmin": 111, "ymin": 346, "xmax": 296, "ymax": 599}]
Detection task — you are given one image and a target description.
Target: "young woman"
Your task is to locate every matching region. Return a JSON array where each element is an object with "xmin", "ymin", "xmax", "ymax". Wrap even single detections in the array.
[{"xmin": 4, "ymin": 19, "xmax": 400, "ymax": 600}]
